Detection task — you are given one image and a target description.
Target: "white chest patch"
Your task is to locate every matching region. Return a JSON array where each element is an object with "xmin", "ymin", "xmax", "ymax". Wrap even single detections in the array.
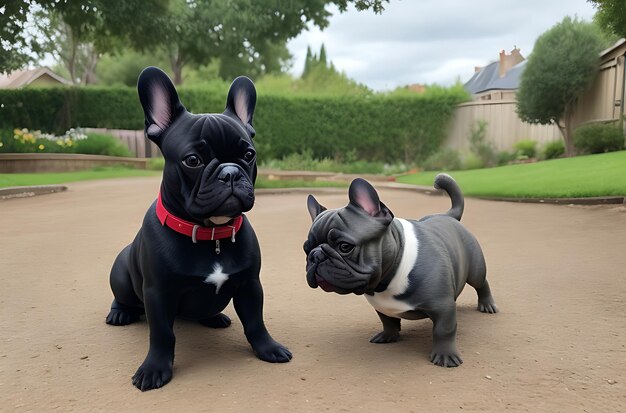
[
  {"xmin": 204, "ymin": 263, "xmax": 230, "ymax": 293},
  {"xmin": 365, "ymin": 218, "xmax": 418, "ymax": 318}
]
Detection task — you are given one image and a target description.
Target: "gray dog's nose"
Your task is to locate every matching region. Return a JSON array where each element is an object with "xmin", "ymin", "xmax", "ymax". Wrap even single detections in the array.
[
  {"xmin": 218, "ymin": 165, "xmax": 242, "ymax": 183},
  {"xmin": 308, "ymin": 249, "xmax": 325, "ymax": 264}
]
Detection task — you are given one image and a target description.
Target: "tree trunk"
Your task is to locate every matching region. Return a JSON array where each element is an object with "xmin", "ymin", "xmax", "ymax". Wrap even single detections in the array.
[
  {"xmin": 82, "ymin": 46, "xmax": 99, "ymax": 85},
  {"xmin": 170, "ymin": 52, "xmax": 185, "ymax": 85},
  {"xmin": 557, "ymin": 105, "xmax": 576, "ymax": 157}
]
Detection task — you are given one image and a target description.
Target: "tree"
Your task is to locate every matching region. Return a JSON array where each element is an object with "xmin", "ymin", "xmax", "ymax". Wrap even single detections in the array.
[
  {"xmin": 516, "ymin": 17, "xmax": 604, "ymax": 157},
  {"xmin": 0, "ymin": 0, "xmax": 53, "ymax": 72},
  {"xmin": 33, "ymin": 1, "xmax": 167, "ymax": 84},
  {"xmin": 2, "ymin": 0, "xmax": 389, "ymax": 79},
  {"xmin": 588, "ymin": 0, "xmax": 626, "ymax": 38}
]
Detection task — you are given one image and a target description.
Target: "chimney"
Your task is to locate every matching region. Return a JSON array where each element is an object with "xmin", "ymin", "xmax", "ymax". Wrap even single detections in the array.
[
  {"xmin": 499, "ymin": 47, "xmax": 525, "ymax": 77},
  {"xmin": 498, "ymin": 49, "xmax": 507, "ymax": 77}
]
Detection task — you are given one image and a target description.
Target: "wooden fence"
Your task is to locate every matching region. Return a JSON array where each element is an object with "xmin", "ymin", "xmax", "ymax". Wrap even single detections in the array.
[
  {"xmin": 444, "ymin": 100, "xmax": 561, "ymax": 152},
  {"xmin": 84, "ymin": 128, "xmax": 161, "ymax": 158}
]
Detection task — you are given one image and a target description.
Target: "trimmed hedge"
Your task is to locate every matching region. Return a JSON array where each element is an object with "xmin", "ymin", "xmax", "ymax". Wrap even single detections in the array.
[
  {"xmin": 0, "ymin": 86, "xmax": 467, "ymax": 162},
  {"xmin": 574, "ymin": 122, "xmax": 625, "ymax": 154}
]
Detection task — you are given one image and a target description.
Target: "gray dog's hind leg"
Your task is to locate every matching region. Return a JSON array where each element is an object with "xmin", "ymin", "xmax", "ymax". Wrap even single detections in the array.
[
  {"xmin": 106, "ymin": 246, "xmax": 144, "ymax": 326},
  {"xmin": 474, "ymin": 280, "xmax": 497, "ymax": 314},
  {"xmin": 370, "ymin": 311, "xmax": 401, "ymax": 343},
  {"xmin": 466, "ymin": 253, "xmax": 498, "ymax": 314}
]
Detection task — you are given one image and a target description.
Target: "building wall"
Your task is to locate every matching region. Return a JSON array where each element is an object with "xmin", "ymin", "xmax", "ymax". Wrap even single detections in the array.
[{"xmin": 27, "ymin": 74, "xmax": 66, "ymax": 88}]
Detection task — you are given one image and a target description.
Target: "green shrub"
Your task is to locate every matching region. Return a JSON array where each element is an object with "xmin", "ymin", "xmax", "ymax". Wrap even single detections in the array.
[
  {"xmin": 420, "ymin": 148, "xmax": 462, "ymax": 171},
  {"xmin": 497, "ymin": 150, "xmax": 517, "ymax": 165},
  {"xmin": 468, "ymin": 120, "xmax": 498, "ymax": 167},
  {"xmin": 543, "ymin": 140, "xmax": 565, "ymax": 159},
  {"xmin": 0, "ymin": 85, "xmax": 469, "ymax": 163},
  {"xmin": 514, "ymin": 139, "xmax": 538, "ymax": 158},
  {"xmin": 73, "ymin": 133, "xmax": 132, "ymax": 157},
  {"xmin": 260, "ymin": 149, "xmax": 408, "ymax": 175},
  {"xmin": 573, "ymin": 123, "xmax": 625, "ymax": 154},
  {"xmin": 462, "ymin": 152, "xmax": 485, "ymax": 170}
]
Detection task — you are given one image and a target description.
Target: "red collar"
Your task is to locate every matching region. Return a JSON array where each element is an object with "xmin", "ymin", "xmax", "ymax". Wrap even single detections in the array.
[{"xmin": 156, "ymin": 191, "xmax": 243, "ymax": 245}]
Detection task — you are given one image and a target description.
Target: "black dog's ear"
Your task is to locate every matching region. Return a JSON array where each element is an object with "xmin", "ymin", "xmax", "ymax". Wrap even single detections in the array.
[
  {"xmin": 348, "ymin": 178, "xmax": 394, "ymax": 224},
  {"xmin": 307, "ymin": 194, "xmax": 327, "ymax": 222},
  {"xmin": 225, "ymin": 76, "xmax": 257, "ymax": 138},
  {"xmin": 137, "ymin": 66, "xmax": 185, "ymax": 144}
]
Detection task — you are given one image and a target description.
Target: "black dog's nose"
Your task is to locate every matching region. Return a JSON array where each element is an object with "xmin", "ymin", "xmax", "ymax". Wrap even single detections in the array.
[{"xmin": 218, "ymin": 165, "xmax": 242, "ymax": 183}]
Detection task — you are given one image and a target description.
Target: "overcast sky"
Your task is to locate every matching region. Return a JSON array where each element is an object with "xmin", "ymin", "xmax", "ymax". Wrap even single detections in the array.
[{"xmin": 287, "ymin": 0, "xmax": 598, "ymax": 91}]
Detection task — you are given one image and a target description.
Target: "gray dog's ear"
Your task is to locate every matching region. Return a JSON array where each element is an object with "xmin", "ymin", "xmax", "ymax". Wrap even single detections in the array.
[
  {"xmin": 307, "ymin": 194, "xmax": 327, "ymax": 221},
  {"xmin": 137, "ymin": 66, "xmax": 186, "ymax": 145},
  {"xmin": 225, "ymin": 76, "xmax": 257, "ymax": 138},
  {"xmin": 348, "ymin": 178, "xmax": 394, "ymax": 224}
]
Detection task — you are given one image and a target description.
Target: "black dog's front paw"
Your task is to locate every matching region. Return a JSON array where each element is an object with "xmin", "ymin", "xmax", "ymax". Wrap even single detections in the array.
[
  {"xmin": 199, "ymin": 313, "xmax": 231, "ymax": 328},
  {"xmin": 132, "ymin": 359, "xmax": 173, "ymax": 391},
  {"xmin": 253, "ymin": 340, "xmax": 293, "ymax": 363},
  {"xmin": 370, "ymin": 330, "xmax": 399, "ymax": 343},
  {"xmin": 430, "ymin": 350, "xmax": 463, "ymax": 368}
]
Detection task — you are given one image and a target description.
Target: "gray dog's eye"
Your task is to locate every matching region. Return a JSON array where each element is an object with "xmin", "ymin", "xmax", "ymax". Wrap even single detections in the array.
[
  {"xmin": 244, "ymin": 150, "xmax": 255, "ymax": 162},
  {"xmin": 338, "ymin": 242, "xmax": 354, "ymax": 254},
  {"xmin": 183, "ymin": 154, "xmax": 203, "ymax": 168}
]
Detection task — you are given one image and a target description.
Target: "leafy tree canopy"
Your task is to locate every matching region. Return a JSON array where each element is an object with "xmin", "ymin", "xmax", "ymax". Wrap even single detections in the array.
[
  {"xmin": 516, "ymin": 16, "xmax": 604, "ymax": 156},
  {"xmin": 1, "ymin": 0, "xmax": 390, "ymax": 79},
  {"xmin": 589, "ymin": 0, "xmax": 626, "ymax": 38}
]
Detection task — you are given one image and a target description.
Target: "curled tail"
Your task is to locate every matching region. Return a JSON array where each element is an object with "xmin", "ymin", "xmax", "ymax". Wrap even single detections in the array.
[{"xmin": 434, "ymin": 173, "xmax": 464, "ymax": 221}]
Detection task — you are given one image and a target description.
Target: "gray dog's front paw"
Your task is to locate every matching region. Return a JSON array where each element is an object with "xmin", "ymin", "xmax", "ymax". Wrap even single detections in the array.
[
  {"xmin": 370, "ymin": 330, "xmax": 399, "ymax": 343},
  {"xmin": 430, "ymin": 350, "xmax": 463, "ymax": 368}
]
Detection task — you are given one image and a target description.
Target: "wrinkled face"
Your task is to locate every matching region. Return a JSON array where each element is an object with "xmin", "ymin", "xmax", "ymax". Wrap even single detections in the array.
[
  {"xmin": 137, "ymin": 67, "xmax": 258, "ymax": 224},
  {"xmin": 160, "ymin": 113, "xmax": 256, "ymax": 222},
  {"xmin": 304, "ymin": 178, "xmax": 394, "ymax": 295},
  {"xmin": 304, "ymin": 207, "xmax": 390, "ymax": 295}
]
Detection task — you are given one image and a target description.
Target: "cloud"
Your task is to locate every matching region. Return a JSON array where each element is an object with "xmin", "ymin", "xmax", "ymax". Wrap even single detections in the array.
[{"xmin": 287, "ymin": 0, "xmax": 597, "ymax": 90}]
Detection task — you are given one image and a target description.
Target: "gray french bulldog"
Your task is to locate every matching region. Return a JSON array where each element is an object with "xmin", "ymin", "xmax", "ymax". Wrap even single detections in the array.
[{"xmin": 303, "ymin": 174, "xmax": 497, "ymax": 367}]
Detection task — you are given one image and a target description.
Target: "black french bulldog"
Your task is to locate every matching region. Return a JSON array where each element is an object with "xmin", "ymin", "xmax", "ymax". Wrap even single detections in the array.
[
  {"xmin": 304, "ymin": 175, "xmax": 497, "ymax": 367},
  {"xmin": 106, "ymin": 67, "xmax": 291, "ymax": 391}
]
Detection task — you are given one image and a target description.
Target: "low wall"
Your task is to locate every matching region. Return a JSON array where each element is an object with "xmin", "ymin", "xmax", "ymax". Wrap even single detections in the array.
[{"xmin": 0, "ymin": 153, "xmax": 149, "ymax": 173}]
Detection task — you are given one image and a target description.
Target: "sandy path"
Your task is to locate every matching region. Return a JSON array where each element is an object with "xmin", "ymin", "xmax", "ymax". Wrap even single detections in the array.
[{"xmin": 1, "ymin": 176, "xmax": 625, "ymax": 412}]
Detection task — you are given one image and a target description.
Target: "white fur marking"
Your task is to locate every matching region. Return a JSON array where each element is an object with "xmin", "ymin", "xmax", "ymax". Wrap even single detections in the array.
[
  {"xmin": 365, "ymin": 218, "xmax": 418, "ymax": 317},
  {"xmin": 204, "ymin": 263, "xmax": 230, "ymax": 293}
]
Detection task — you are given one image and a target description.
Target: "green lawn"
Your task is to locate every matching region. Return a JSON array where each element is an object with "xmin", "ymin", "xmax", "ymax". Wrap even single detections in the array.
[
  {"xmin": 0, "ymin": 167, "xmax": 160, "ymax": 188},
  {"xmin": 255, "ymin": 177, "xmax": 345, "ymax": 188},
  {"xmin": 397, "ymin": 151, "xmax": 626, "ymax": 198},
  {"xmin": 0, "ymin": 168, "xmax": 344, "ymax": 189}
]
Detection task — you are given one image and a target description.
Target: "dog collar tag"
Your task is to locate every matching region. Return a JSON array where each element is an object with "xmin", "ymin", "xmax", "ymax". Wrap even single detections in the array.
[{"xmin": 215, "ymin": 240, "xmax": 221, "ymax": 254}]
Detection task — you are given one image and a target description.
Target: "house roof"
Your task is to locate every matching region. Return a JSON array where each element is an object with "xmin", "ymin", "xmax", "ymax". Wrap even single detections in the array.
[
  {"xmin": 464, "ymin": 60, "xmax": 526, "ymax": 95},
  {"xmin": 0, "ymin": 67, "xmax": 72, "ymax": 89}
]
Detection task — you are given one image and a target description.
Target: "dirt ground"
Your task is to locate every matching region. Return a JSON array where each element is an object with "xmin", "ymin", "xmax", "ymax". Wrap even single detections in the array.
[{"xmin": 1, "ymin": 176, "xmax": 625, "ymax": 412}]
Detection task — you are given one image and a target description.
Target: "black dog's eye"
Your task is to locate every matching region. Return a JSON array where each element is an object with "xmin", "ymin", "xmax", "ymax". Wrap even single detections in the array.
[
  {"xmin": 338, "ymin": 242, "xmax": 354, "ymax": 254},
  {"xmin": 183, "ymin": 154, "xmax": 203, "ymax": 168},
  {"xmin": 244, "ymin": 150, "xmax": 255, "ymax": 162}
]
